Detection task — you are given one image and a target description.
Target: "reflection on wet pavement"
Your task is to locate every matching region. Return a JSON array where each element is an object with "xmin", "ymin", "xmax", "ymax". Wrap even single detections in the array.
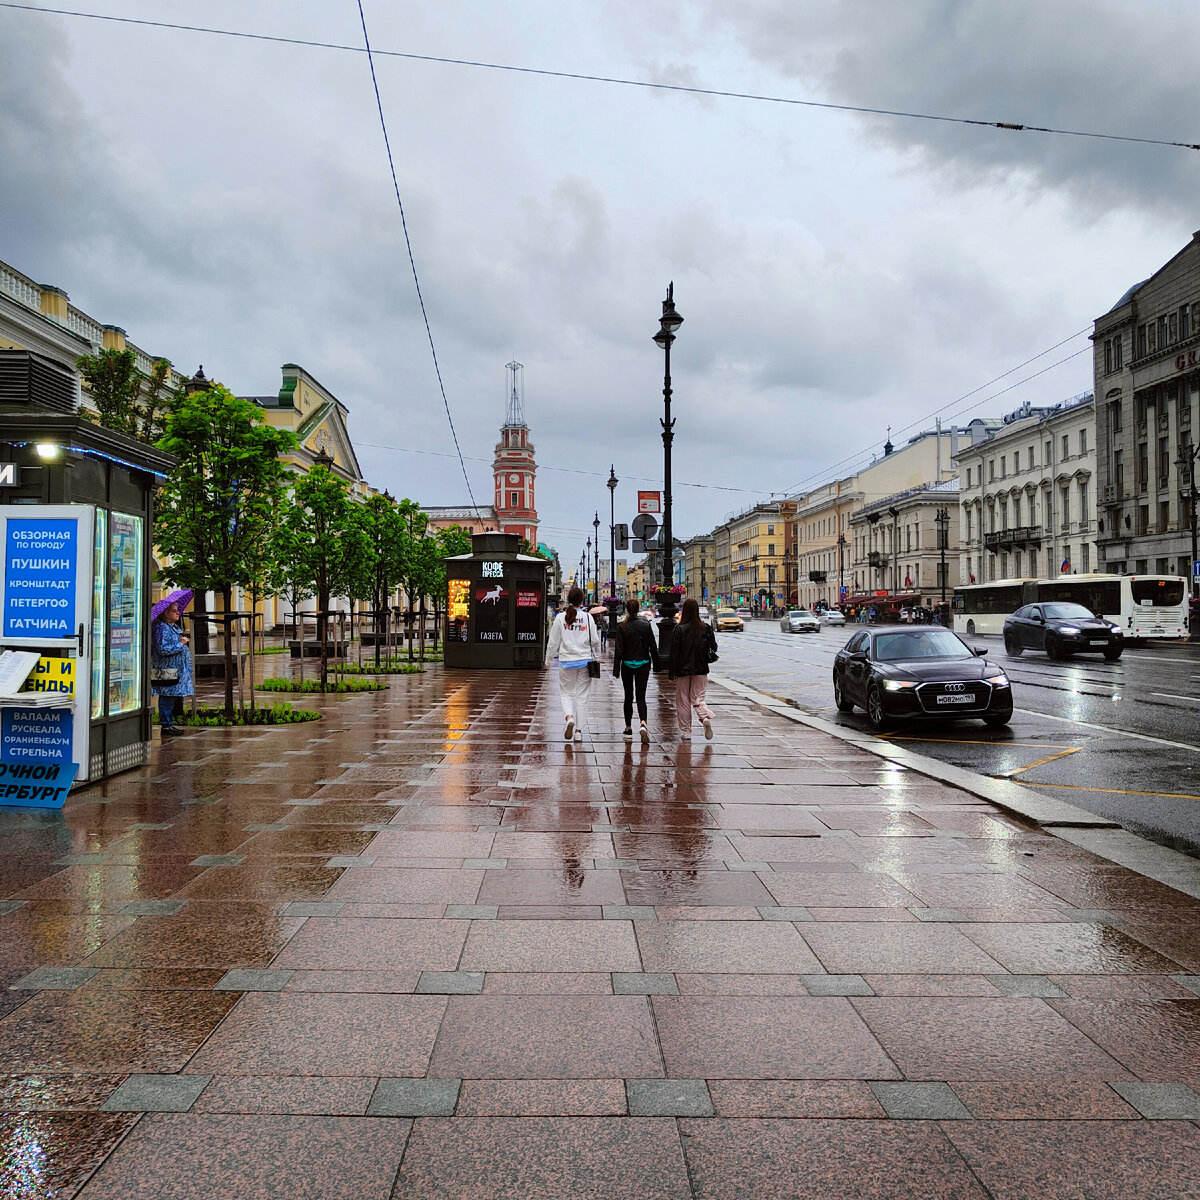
[{"xmin": 1, "ymin": 665, "xmax": 1199, "ymax": 1196}]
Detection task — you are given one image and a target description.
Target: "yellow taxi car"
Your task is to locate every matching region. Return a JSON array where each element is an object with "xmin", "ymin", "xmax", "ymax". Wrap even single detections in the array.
[{"xmin": 715, "ymin": 608, "xmax": 744, "ymax": 632}]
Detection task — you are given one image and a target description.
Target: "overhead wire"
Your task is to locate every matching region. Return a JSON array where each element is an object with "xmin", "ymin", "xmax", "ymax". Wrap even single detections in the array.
[
  {"xmin": 3, "ymin": 3, "xmax": 1198, "ymax": 152},
  {"xmin": 352, "ymin": 0, "xmax": 480, "ymax": 519}
]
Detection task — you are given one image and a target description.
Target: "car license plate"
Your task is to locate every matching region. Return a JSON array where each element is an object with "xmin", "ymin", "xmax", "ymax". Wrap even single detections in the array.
[
  {"xmin": 936, "ymin": 694, "xmax": 973, "ymax": 705},
  {"xmin": 1089, "ymin": 639, "xmax": 1107, "ymax": 645}
]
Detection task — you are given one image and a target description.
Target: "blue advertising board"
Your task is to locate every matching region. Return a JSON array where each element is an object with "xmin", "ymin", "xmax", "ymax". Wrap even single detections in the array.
[
  {"xmin": 0, "ymin": 760, "xmax": 77, "ymax": 809},
  {"xmin": 0, "ymin": 706, "xmax": 73, "ymax": 763},
  {"xmin": 3, "ymin": 516, "xmax": 77, "ymax": 638}
]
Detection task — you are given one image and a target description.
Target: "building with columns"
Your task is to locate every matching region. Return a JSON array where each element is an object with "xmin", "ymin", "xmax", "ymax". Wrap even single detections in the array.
[
  {"xmin": 955, "ymin": 396, "xmax": 1097, "ymax": 585},
  {"xmin": 1093, "ymin": 231, "xmax": 1200, "ymax": 577}
]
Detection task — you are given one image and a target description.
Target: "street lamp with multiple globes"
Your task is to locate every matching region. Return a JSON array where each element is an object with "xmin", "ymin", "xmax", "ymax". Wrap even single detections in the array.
[
  {"xmin": 653, "ymin": 284, "xmax": 683, "ymax": 588},
  {"xmin": 935, "ymin": 507, "xmax": 950, "ymax": 604},
  {"xmin": 607, "ymin": 466, "xmax": 618, "ymax": 600}
]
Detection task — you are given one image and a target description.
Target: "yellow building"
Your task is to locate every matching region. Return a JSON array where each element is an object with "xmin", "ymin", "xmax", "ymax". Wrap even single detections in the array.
[{"xmin": 724, "ymin": 501, "xmax": 794, "ymax": 613}]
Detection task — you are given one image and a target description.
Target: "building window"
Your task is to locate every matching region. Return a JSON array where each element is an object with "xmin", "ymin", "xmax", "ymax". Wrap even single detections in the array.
[
  {"xmin": 1029, "ymin": 549, "xmax": 1038, "ymax": 576},
  {"xmin": 510, "ymin": 492, "xmax": 520, "ymax": 508},
  {"xmin": 1159, "ymin": 500, "xmax": 1170, "ymax": 532},
  {"xmin": 1079, "ymin": 481, "xmax": 1089, "ymax": 522},
  {"xmin": 1014, "ymin": 551, "xmax": 1022, "ymax": 575},
  {"xmin": 1029, "ymin": 443, "xmax": 1035, "ymax": 467},
  {"xmin": 1060, "ymin": 486, "xmax": 1070, "ymax": 528},
  {"xmin": 966, "ymin": 466, "xmax": 972, "ymax": 486},
  {"xmin": 767, "ymin": 544, "xmax": 775, "ymax": 556},
  {"xmin": 1136, "ymin": 558, "xmax": 1148, "ymax": 574},
  {"xmin": 1158, "ymin": 315, "xmax": 1169, "ymax": 348},
  {"xmin": 1182, "ymin": 303, "xmax": 1193, "ymax": 341},
  {"xmin": 1137, "ymin": 443, "xmax": 1148, "ymax": 492},
  {"xmin": 1110, "ymin": 402, "xmax": 1122, "ymax": 433},
  {"xmin": 966, "ymin": 510, "xmax": 973, "ymax": 540},
  {"xmin": 1000, "ymin": 455, "xmax": 1006, "ymax": 478},
  {"xmin": 988, "ymin": 459, "xmax": 995, "ymax": 482},
  {"xmin": 1136, "ymin": 505, "xmax": 1149, "ymax": 536},
  {"xmin": 1014, "ymin": 450, "xmax": 1020, "ymax": 472},
  {"xmin": 1138, "ymin": 323, "xmax": 1149, "ymax": 357},
  {"xmin": 1079, "ymin": 428, "xmax": 1088, "ymax": 455},
  {"xmin": 1114, "ymin": 449, "xmax": 1124, "ymax": 492},
  {"xmin": 1045, "ymin": 440, "xmax": 1053, "ymax": 465},
  {"xmin": 767, "ymin": 524, "xmax": 775, "ymax": 535},
  {"xmin": 1169, "ymin": 312, "xmax": 1179, "ymax": 343},
  {"xmin": 1062, "ymin": 434, "xmax": 1070, "ymax": 460},
  {"xmin": 1158, "ymin": 436, "xmax": 1170, "ymax": 482}
]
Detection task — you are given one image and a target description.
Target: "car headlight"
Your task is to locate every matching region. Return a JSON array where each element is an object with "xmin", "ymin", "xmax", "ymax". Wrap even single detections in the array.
[
  {"xmin": 984, "ymin": 671, "xmax": 1009, "ymax": 686},
  {"xmin": 882, "ymin": 679, "xmax": 918, "ymax": 691},
  {"xmin": 1107, "ymin": 623, "xmax": 1121, "ymax": 634},
  {"xmin": 1058, "ymin": 625, "xmax": 1081, "ymax": 636}
]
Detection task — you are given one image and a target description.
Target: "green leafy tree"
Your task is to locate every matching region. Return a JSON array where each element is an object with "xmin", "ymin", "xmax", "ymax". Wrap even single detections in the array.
[
  {"xmin": 155, "ymin": 384, "xmax": 295, "ymax": 717},
  {"xmin": 358, "ymin": 494, "xmax": 408, "ymax": 664},
  {"xmin": 283, "ymin": 465, "xmax": 358, "ymax": 688},
  {"xmin": 267, "ymin": 513, "xmax": 315, "ymax": 684},
  {"xmin": 77, "ymin": 348, "xmax": 179, "ymax": 442},
  {"xmin": 394, "ymin": 501, "xmax": 429, "ymax": 660}
]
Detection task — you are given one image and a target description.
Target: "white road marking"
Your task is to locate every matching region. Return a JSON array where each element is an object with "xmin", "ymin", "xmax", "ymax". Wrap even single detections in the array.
[
  {"xmin": 1014, "ymin": 707, "xmax": 1200, "ymax": 752},
  {"xmin": 1150, "ymin": 692, "xmax": 1199, "ymax": 704}
]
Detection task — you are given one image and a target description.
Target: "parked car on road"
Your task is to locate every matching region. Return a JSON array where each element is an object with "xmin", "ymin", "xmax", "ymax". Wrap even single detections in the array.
[
  {"xmin": 715, "ymin": 608, "xmax": 744, "ymax": 632},
  {"xmin": 832, "ymin": 626, "xmax": 1013, "ymax": 729},
  {"xmin": 781, "ymin": 609, "xmax": 820, "ymax": 634},
  {"xmin": 820, "ymin": 609, "xmax": 846, "ymax": 627},
  {"xmin": 1003, "ymin": 602, "xmax": 1123, "ymax": 661}
]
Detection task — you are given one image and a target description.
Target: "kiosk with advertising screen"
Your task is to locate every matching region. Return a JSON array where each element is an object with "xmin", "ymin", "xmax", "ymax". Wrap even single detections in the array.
[
  {"xmin": 0, "ymin": 414, "xmax": 172, "ymax": 798},
  {"xmin": 443, "ymin": 532, "xmax": 548, "ymax": 670}
]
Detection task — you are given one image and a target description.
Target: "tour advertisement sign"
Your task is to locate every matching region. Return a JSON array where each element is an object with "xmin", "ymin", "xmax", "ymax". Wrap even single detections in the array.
[
  {"xmin": 473, "ymin": 580, "xmax": 509, "ymax": 643},
  {"xmin": 2, "ymin": 516, "xmax": 77, "ymax": 638},
  {"xmin": 515, "ymin": 585, "xmax": 542, "ymax": 643},
  {"xmin": 0, "ymin": 706, "xmax": 73, "ymax": 764}
]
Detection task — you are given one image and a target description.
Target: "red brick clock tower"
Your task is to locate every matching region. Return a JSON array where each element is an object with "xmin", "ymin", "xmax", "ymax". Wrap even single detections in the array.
[{"xmin": 493, "ymin": 360, "xmax": 538, "ymax": 546}]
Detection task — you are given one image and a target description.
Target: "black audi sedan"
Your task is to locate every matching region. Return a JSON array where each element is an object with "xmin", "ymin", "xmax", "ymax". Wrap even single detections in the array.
[
  {"xmin": 1002, "ymin": 602, "xmax": 1123, "ymax": 661},
  {"xmin": 833, "ymin": 626, "xmax": 1013, "ymax": 729}
]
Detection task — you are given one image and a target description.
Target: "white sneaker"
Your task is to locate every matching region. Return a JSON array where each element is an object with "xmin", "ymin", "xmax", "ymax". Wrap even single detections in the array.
[
  {"xmin": 702, "ymin": 717, "xmax": 713, "ymax": 740},
  {"xmin": 574, "ymin": 729, "xmax": 583, "ymax": 741},
  {"xmin": 564, "ymin": 718, "xmax": 574, "ymax": 741},
  {"xmin": 640, "ymin": 723, "xmax": 650, "ymax": 746}
]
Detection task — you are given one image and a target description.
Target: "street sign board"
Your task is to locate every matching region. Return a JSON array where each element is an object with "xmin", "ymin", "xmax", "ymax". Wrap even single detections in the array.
[
  {"xmin": 1193, "ymin": 559, "xmax": 1200, "ymax": 580},
  {"xmin": 614, "ymin": 523, "xmax": 629, "ymax": 551},
  {"xmin": 637, "ymin": 491, "xmax": 662, "ymax": 514},
  {"xmin": 632, "ymin": 537, "xmax": 659, "ymax": 554},
  {"xmin": 631, "ymin": 513, "xmax": 658, "ymax": 541}
]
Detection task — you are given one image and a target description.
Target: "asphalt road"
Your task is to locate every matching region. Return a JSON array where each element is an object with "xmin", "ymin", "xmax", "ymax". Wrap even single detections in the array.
[{"xmin": 713, "ymin": 617, "xmax": 1200, "ymax": 853}]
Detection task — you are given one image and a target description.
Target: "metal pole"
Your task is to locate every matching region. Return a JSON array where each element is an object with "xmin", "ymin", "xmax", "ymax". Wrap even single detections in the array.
[
  {"xmin": 937, "ymin": 507, "xmax": 948, "ymax": 604},
  {"xmin": 607, "ymin": 466, "xmax": 617, "ymax": 600},
  {"xmin": 1190, "ymin": 452, "xmax": 1198, "ymax": 600},
  {"xmin": 662, "ymin": 335, "xmax": 673, "ymax": 589},
  {"xmin": 593, "ymin": 513, "xmax": 601, "ymax": 604}
]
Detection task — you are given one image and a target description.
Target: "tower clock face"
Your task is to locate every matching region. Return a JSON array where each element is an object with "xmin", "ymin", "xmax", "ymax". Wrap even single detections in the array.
[{"xmin": 507, "ymin": 473, "xmax": 521, "ymax": 484}]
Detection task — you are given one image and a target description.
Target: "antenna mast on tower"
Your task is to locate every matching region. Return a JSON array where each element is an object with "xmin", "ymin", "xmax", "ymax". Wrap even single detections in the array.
[{"xmin": 504, "ymin": 360, "xmax": 526, "ymax": 428}]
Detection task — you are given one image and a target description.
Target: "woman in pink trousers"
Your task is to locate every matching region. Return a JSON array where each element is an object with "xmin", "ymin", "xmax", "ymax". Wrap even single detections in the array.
[{"xmin": 667, "ymin": 598, "xmax": 717, "ymax": 740}]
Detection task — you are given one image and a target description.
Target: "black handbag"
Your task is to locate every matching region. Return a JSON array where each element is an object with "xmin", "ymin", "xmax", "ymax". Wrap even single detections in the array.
[
  {"xmin": 587, "ymin": 660, "xmax": 602, "ymax": 679},
  {"xmin": 705, "ymin": 629, "xmax": 719, "ymax": 664}
]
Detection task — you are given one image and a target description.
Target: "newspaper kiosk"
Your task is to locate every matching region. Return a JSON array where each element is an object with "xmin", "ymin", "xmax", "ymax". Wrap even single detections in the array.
[{"xmin": 444, "ymin": 532, "xmax": 549, "ymax": 670}]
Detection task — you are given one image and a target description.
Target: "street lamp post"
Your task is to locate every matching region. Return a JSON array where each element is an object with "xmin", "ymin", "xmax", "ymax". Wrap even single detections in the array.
[
  {"xmin": 935, "ymin": 507, "xmax": 950, "ymax": 604},
  {"xmin": 837, "ymin": 533, "xmax": 847, "ymax": 610},
  {"xmin": 653, "ymin": 284, "xmax": 684, "ymax": 589},
  {"xmin": 751, "ymin": 551, "xmax": 759, "ymax": 615},
  {"xmin": 888, "ymin": 506, "xmax": 901, "ymax": 599},
  {"xmin": 607, "ymin": 466, "xmax": 618, "ymax": 600},
  {"xmin": 585, "ymin": 537, "xmax": 592, "ymax": 603},
  {"xmin": 593, "ymin": 512, "xmax": 601, "ymax": 605},
  {"xmin": 579, "ymin": 551, "xmax": 586, "ymax": 600},
  {"xmin": 1176, "ymin": 442, "xmax": 1199, "ymax": 601}
]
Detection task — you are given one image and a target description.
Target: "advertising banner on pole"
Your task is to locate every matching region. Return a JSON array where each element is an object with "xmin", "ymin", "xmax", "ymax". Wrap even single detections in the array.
[{"xmin": 637, "ymin": 491, "xmax": 662, "ymax": 514}]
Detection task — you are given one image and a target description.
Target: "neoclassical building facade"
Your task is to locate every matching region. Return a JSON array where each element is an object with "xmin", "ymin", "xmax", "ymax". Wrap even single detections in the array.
[{"xmin": 955, "ymin": 397, "xmax": 1097, "ymax": 584}]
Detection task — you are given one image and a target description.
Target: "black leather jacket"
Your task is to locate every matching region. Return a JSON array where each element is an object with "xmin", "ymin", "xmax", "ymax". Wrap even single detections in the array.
[
  {"xmin": 669, "ymin": 620, "xmax": 717, "ymax": 679},
  {"xmin": 611, "ymin": 616, "xmax": 661, "ymax": 676}
]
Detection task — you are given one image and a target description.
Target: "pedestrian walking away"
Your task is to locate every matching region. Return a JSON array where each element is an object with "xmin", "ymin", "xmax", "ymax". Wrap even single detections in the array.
[
  {"xmin": 611, "ymin": 598, "xmax": 660, "ymax": 744},
  {"xmin": 150, "ymin": 594, "xmax": 195, "ymax": 736},
  {"xmin": 546, "ymin": 586, "xmax": 601, "ymax": 741},
  {"xmin": 668, "ymin": 596, "xmax": 717, "ymax": 740}
]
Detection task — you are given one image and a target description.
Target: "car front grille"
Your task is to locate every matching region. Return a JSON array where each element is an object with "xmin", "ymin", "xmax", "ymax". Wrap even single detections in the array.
[{"xmin": 915, "ymin": 680, "xmax": 992, "ymax": 713}]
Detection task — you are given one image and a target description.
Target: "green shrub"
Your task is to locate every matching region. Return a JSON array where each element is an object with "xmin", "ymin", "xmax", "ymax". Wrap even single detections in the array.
[
  {"xmin": 253, "ymin": 646, "xmax": 289, "ymax": 655},
  {"xmin": 338, "ymin": 660, "xmax": 425, "ymax": 675},
  {"xmin": 259, "ymin": 676, "xmax": 387, "ymax": 694},
  {"xmin": 157, "ymin": 702, "xmax": 321, "ymax": 727}
]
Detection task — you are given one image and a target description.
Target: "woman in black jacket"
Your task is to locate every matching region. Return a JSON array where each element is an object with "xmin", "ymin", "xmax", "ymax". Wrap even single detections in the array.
[
  {"xmin": 612, "ymin": 599, "xmax": 660, "ymax": 744},
  {"xmin": 668, "ymin": 597, "xmax": 718, "ymax": 740}
]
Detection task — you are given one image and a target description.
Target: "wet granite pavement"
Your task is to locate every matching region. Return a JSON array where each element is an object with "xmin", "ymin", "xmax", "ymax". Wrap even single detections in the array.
[{"xmin": 2, "ymin": 665, "xmax": 1200, "ymax": 1197}]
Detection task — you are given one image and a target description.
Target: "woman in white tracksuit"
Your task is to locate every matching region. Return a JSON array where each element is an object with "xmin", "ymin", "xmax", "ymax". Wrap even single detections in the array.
[{"xmin": 547, "ymin": 586, "xmax": 602, "ymax": 741}]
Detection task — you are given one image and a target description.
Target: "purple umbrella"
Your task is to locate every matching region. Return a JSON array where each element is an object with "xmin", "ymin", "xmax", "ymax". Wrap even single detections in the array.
[{"xmin": 151, "ymin": 588, "xmax": 194, "ymax": 623}]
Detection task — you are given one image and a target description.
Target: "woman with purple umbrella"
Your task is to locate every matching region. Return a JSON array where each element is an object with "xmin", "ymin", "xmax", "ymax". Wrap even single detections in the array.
[{"xmin": 151, "ymin": 590, "xmax": 194, "ymax": 736}]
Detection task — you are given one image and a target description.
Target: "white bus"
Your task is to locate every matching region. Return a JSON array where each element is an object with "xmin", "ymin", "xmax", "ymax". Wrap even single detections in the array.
[
  {"xmin": 954, "ymin": 574, "xmax": 1188, "ymax": 640},
  {"xmin": 952, "ymin": 579, "xmax": 1037, "ymax": 636}
]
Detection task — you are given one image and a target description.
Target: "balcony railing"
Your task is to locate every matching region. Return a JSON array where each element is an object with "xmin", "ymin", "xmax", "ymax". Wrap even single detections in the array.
[{"xmin": 982, "ymin": 525, "xmax": 1043, "ymax": 550}]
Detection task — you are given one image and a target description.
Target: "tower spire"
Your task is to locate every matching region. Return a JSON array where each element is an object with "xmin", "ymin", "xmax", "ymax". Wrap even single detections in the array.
[{"xmin": 504, "ymin": 360, "xmax": 526, "ymax": 428}]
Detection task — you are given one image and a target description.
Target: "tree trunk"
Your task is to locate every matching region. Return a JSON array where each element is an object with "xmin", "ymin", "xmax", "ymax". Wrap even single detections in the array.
[{"xmin": 221, "ymin": 583, "xmax": 235, "ymax": 719}]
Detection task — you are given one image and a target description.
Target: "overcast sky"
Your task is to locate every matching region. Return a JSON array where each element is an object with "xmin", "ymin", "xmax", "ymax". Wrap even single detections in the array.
[{"xmin": 3, "ymin": 1, "xmax": 1198, "ymax": 561}]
